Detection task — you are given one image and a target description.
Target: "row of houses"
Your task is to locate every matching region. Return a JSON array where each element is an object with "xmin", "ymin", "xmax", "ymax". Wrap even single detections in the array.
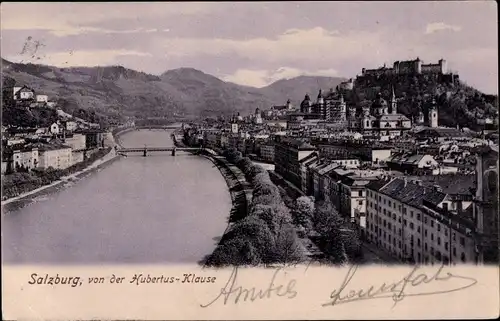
[
  {"xmin": 1, "ymin": 130, "xmax": 106, "ymax": 174},
  {"xmin": 274, "ymin": 136, "xmax": 498, "ymax": 264}
]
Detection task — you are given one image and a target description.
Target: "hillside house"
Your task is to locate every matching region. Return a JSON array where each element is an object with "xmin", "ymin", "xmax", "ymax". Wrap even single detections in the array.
[{"xmin": 13, "ymin": 85, "xmax": 35, "ymax": 101}]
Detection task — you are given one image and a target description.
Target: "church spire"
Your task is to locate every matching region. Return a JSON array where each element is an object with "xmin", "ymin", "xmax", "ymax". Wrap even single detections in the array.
[{"xmin": 391, "ymin": 86, "xmax": 397, "ymax": 114}]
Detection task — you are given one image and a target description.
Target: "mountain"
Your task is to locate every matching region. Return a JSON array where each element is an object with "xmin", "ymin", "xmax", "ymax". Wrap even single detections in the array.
[{"xmin": 3, "ymin": 58, "xmax": 495, "ymax": 130}]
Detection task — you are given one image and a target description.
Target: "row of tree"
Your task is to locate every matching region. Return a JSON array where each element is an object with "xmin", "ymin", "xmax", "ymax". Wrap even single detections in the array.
[
  {"xmin": 204, "ymin": 148, "xmax": 307, "ymax": 267},
  {"xmin": 292, "ymin": 196, "xmax": 363, "ymax": 264}
]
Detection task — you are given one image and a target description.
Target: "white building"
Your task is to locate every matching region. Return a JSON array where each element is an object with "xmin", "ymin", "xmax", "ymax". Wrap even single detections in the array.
[
  {"xmin": 36, "ymin": 95, "xmax": 49, "ymax": 103},
  {"xmin": 38, "ymin": 145, "xmax": 73, "ymax": 170}
]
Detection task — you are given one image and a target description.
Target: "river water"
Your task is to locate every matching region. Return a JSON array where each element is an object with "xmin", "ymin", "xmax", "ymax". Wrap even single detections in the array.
[{"xmin": 1, "ymin": 129, "xmax": 231, "ymax": 264}]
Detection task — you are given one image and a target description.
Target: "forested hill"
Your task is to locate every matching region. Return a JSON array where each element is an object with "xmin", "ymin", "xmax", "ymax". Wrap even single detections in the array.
[{"xmin": 351, "ymin": 72, "xmax": 498, "ymax": 130}]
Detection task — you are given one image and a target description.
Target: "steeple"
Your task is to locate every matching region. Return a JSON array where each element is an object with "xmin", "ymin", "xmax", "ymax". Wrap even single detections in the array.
[
  {"xmin": 391, "ymin": 86, "xmax": 397, "ymax": 114},
  {"xmin": 317, "ymin": 89, "xmax": 324, "ymax": 104}
]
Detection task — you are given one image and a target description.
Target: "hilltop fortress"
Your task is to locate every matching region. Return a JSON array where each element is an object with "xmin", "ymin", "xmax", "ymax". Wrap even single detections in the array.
[{"xmin": 361, "ymin": 57, "xmax": 450, "ymax": 77}]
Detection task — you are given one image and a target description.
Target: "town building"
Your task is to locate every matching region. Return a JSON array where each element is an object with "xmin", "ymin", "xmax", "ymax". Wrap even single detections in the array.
[
  {"xmin": 386, "ymin": 153, "xmax": 439, "ymax": 175},
  {"xmin": 38, "ymin": 144, "xmax": 73, "ymax": 170},
  {"xmin": 259, "ymin": 143, "xmax": 275, "ymax": 163},
  {"xmin": 274, "ymin": 137, "xmax": 316, "ymax": 190},
  {"xmin": 365, "ymin": 176, "xmax": 479, "ymax": 264}
]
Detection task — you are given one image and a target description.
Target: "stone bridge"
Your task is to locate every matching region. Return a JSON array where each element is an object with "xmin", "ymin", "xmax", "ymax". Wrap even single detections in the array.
[{"xmin": 117, "ymin": 146, "xmax": 202, "ymax": 156}]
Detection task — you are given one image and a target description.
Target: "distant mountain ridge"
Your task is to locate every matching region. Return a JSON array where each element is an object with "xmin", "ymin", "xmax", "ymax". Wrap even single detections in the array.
[{"xmin": 1, "ymin": 58, "xmax": 346, "ymax": 123}]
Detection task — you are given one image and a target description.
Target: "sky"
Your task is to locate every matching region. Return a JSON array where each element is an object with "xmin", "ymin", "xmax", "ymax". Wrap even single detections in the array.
[{"xmin": 1, "ymin": 1, "xmax": 498, "ymax": 94}]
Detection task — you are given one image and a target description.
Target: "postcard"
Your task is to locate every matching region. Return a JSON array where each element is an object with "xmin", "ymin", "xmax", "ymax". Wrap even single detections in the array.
[{"xmin": 1, "ymin": 1, "xmax": 499, "ymax": 320}]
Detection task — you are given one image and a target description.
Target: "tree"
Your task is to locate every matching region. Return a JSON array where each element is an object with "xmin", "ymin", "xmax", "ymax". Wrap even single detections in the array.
[
  {"xmin": 313, "ymin": 200, "xmax": 348, "ymax": 265},
  {"xmin": 274, "ymin": 223, "xmax": 307, "ymax": 264},
  {"xmin": 221, "ymin": 216, "xmax": 277, "ymax": 264},
  {"xmin": 206, "ymin": 237, "xmax": 260, "ymax": 267},
  {"xmin": 292, "ymin": 196, "xmax": 315, "ymax": 232}
]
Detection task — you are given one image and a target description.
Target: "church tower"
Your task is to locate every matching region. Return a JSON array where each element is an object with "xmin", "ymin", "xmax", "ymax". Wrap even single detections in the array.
[
  {"xmin": 428, "ymin": 98, "xmax": 438, "ymax": 128},
  {"xmin": 391, "ymin": 86, "xmax": 398, "ymax": 115},
  {"xmin": 339, "ymin": 94, "xmax": 346, "ymax": 121},
  {"xmin": 473, "ymin": 145, "xmax": 499, "ymax": 263}
]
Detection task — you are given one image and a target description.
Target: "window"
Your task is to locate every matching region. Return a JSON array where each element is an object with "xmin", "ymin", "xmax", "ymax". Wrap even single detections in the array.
[
  {"xmin": 398, "ymin": 241, "xmax": 402, "ymax": 249},
  {"xmin": 417, "ymin": 213, "xmax": 421, "ymax": 221},
  {"xmin": 437, "ymin": 237, "xmax": 441, "ymax": 245},
  {"xmin": 437, "ymin": 224, "xmax": 441, "ymax": 232},
  {"xmin": 453, "ymin": 233, "xmax": 456, "ymax": 241},
  {"xmin": 410, "ymin": 211, "xmax": 414, "ymax": 218},
  {"xmin": 403, "ymin": 219, "xmax": 407, "ymax": 226},
  {"xmin": 358, "ymin": 200, "xmax": 363, "ymax": 205},
  {"xmin": 383, "ymin": 209, "xmax": 386, "ymax": 214},
  {"xmin": 445, "ymin": 242, "xmax": 449, "ymax": 250},
  {"xmin": 417, "ymin": 226, "xmax": 421, "ymax": 233},
  {"xmin": 403, "ymin": 207, "xmax": 407, "ymax": 214},
  {"xmin": 460, "ymin": 237, "xmax": 465, "ymax": 246},
  {"xmin": 424, "ymin": 217, "xmax": 428, "ymax": 224},
  {"xmin": 431, "ymin": 233, "xmax": 434, "ymax": 241},
  {"xmin": 388, "ymin": 200, "xmax": 391, "ymax": 207},
  {"xmin": 410, "ymin": 222, "xmax": 414, "ymax": 230},
  {"xmin": 453, "ymin": 247, "xmax": 456, "ymax": 256},
  {"xmin": 379, "ymin": 196, "xmax": 381, "ymax": 201},
  {"xmin": 358, "ymin": 190, "xmax": 363, "ymax": 197},
  {"xmin": 425, "ymin": 243, "xmax": 428, "ymax": 251},
  {"xmin": 461, "ymin": 252, "xmax": 466, "ymax": 263},
  {"xmin": 444, "ymin": 229, "xmax": 448, "ymax": 236},
  {"xmin": 389, "ymin": 235, "xmax": 391, "ymax": 242},
  {"xmin": 431, "ymin": 220, "xmax": 434, "ymax": 228},
  {"xmin": 383, "ymin": 220, "xmax": 387, "ymax": 227},
  {"xmin": 398, "ymin": 217, "xmax": 402, "ymax": 223},
  {"xmin": 417, "ymin": 239, "xmax": 421, "ymax": 247},
  {"xmin": 392, "ymin": 214, "xmax": 396, "ymax": 220}
]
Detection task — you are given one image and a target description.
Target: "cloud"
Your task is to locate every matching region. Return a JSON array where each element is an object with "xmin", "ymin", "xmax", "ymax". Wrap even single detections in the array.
[
  {"xmin": 222, "ymin": 67, "xmax": 339, "ymax": 87},
  {"xmin": 5, "ymin": 50, "xmax": 152, "ymax": 67},
  {"xmin": 425, "ymin": 22, "xmax": 462, "ymax": 34},
  {"xmin": 162, "ymin": 27, "xmax": 387, "ymax": 65},
  {"xmin": 0, "ymin": 3, "xmax": 215, "ymax": 36}
]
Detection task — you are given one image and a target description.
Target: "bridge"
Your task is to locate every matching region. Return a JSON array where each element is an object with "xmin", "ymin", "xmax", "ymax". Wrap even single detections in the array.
[{"xmin": 116, "ymin": 146, "xmax": 202, "ymax": 156}]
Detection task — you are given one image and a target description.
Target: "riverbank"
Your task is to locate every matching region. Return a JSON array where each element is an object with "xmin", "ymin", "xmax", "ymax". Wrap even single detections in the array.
[
  {"xmin": 1, "ymin": 148, "xmax": 120, "ymax": 207},
  {"xmin": 198, "ymin": 150, "xmax": 253, "ymax": 235},
  {"xmin": 1, "ymin": 128, "xmax": 128, "ymax": 206}
]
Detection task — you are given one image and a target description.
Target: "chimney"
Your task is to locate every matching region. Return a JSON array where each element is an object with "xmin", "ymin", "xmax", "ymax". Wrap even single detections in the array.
[{"xmin": 403, "ymin": 177, "xmax": 407, "ymax": 187}]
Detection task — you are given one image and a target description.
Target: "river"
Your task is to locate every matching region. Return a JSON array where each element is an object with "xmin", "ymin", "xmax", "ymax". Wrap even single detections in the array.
[{"xmin": 1, "ymin": 129, "xmax": 231, "ymax": 265}]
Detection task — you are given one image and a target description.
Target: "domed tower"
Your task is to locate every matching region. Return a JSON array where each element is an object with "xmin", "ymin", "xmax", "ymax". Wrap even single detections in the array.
[
  {"xmin": 428, "ymin": 98, "xmax": 438, "ymax": 128},
  {"xmin": 372, "ymin": 93, "xmax": 388, "ymax": 116},
  {"xmin": 300, "ymin": 94, "xmax": 312, "ymax": 113}
]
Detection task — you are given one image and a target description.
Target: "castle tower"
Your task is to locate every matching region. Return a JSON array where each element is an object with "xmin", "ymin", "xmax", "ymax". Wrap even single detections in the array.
[
  {"xmin": 439, "ymin": 58, "xmax": 447, "ymax": 74},
  {"xmin": 391, "ymin": 86, "xmax": 398, "ymax": 115},
  {"xmin": 428, "ymin": 98, "xmax": 438, "ymax": 128},
  {"xmin": 415, "ymin": 57, "xmax": 422, "ymax": 74},
  {"xmin": 286, "ymin": 99, "xmax": 292, "ymax": 110}
]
